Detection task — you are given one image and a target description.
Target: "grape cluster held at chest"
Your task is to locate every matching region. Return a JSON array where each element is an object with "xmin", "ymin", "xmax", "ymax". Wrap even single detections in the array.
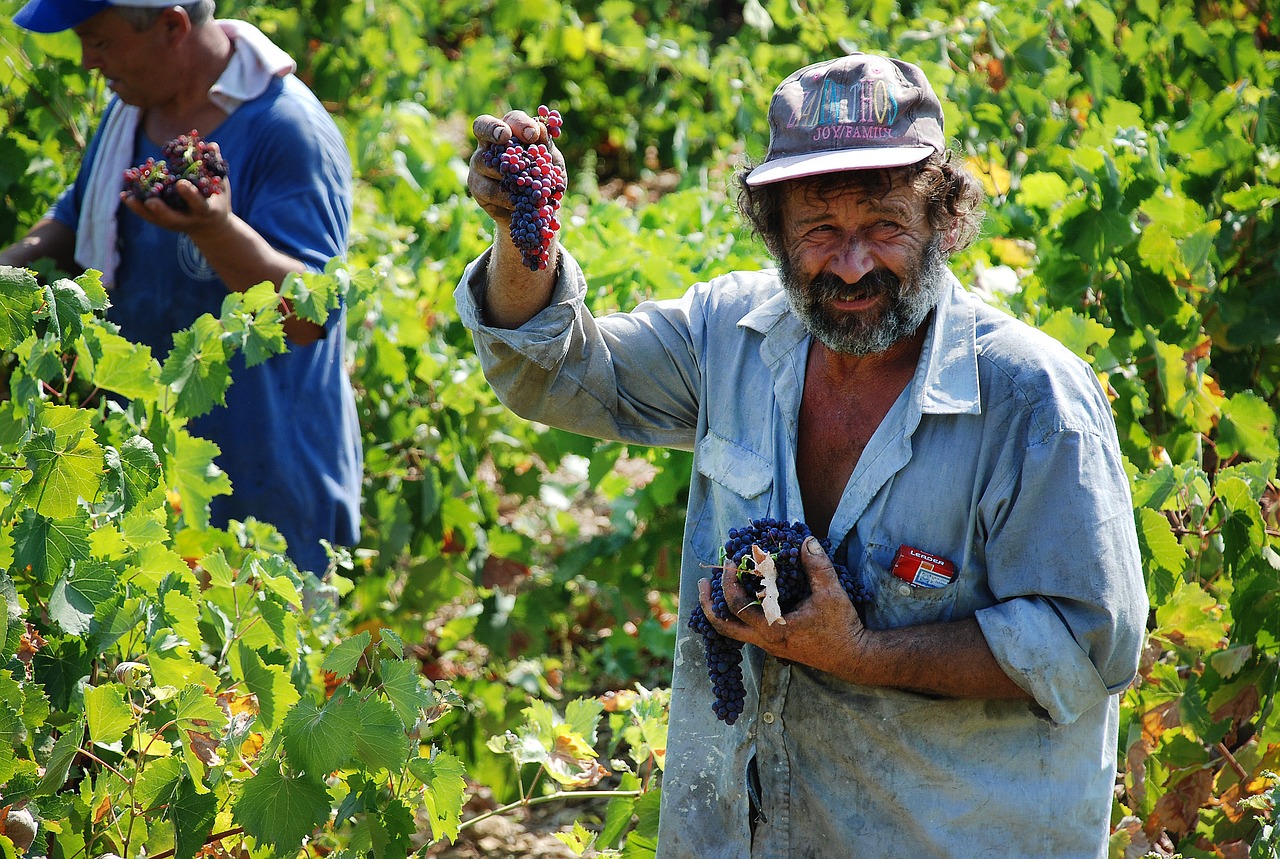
[
  {"xmin": 688, "ymin": 517, "xmax": 871, "ymax": 724},
  {"xmin": 122, "ymin": 130, "xmax": 229, "ymax": 211}
]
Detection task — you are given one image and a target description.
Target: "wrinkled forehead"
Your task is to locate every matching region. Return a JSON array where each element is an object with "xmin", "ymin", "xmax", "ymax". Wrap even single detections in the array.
[{"xmin": 780, "ymin": 172, "xmax": 927, "ymax": 221}]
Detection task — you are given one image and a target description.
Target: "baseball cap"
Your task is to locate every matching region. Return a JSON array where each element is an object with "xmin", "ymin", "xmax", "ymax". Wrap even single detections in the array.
[
  {"xmin": 745, "ymin": 53, "xmax": 947, "ymax": 186},
  {"xmin": 13, "ymin": 0, "xmax": 178, "ymax": 32}
]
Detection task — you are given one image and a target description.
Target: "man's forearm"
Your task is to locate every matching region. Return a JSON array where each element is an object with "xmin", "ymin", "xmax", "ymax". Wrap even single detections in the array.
[
  {"xmin": 0, "ymin": 219, "xmax": 77, "ymax": 271},
  {"xmin": 481, "ymin": 227, "xmax": 558, "ymax": 329},
  {"xmin": 187, "ymin": 213, "xmax": 325, "ymax": 344},
  {"xmin": 826, "ymin": 616, "xmax": 1030, "ymax": 701}
]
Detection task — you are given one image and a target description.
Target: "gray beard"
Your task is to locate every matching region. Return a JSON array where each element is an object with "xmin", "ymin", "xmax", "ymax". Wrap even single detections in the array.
[{"xmin": 780, "ymin": 238, "xmax": 949, "ymax": 356}]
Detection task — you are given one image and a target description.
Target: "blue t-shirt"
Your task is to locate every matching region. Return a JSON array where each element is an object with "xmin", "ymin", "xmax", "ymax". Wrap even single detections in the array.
[{"xmin": 53, "ymin": 75, "xmax": 361, "ymax": 574}]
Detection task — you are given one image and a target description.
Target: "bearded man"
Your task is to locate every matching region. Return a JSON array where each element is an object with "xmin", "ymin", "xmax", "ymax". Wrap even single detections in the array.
[{"xmin": 457, "ymin": 53, "xmax": 1148, "ymax": 859}]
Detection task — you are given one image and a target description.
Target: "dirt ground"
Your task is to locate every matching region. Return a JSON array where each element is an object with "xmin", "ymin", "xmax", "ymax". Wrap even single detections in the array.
[{"xmin": 421, "ymin": 797, "xmax": 596, "ymax": 859}]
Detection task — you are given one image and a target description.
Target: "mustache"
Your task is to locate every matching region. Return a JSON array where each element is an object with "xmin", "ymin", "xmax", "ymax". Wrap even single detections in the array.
[{"xmin": 808, "ymin": 268, "xmax": 902, "ymax": 302}]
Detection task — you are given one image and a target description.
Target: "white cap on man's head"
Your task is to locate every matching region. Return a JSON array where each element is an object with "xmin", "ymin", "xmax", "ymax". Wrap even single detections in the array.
[
  {"xmin": 13, "ymin": 0, "xmax": 184, "ymax": 33},
  {"xmin": 745, "ymin": 52, "xmax": 947, "ymax": 186}
]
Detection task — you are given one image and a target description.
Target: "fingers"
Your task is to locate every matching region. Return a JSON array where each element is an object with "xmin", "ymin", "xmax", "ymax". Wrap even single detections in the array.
[
  {"xmin": 697, "ymin": 562, "xmax": 759, "ymax": 631},
  {"xmin": 799, "ymin": 536, "xmax": 841, "ymax": 596},
  {"xmin": 469, "ymin": 110, "xmax": 556, "ymax": 222},
  {"xmin": 720, "ymin": 560, "xmax": 761, "ymax": 619},
  {"xmin": 471, "ymin": 110, "xmax": 549, "ymax": 149}
]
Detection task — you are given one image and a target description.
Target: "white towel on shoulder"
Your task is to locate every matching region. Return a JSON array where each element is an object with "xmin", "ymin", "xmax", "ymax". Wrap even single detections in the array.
[{"xmin": 74, "ymin": 19, "xmax": 295, "ymax": 286}]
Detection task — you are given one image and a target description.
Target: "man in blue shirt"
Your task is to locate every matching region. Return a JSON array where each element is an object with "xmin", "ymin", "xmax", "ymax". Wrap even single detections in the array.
[
  {"xmin": 1, "ymin": 0, "xmax": 361, "ymax": 575},
  {"xmin": 458, "ymin": 54, "xmax": 1148, "ymax": 856}
]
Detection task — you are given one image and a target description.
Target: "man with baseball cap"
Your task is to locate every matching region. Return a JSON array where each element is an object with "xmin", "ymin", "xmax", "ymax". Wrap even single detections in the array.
[
  {"xmin": 1, "ymin": 0, "xmax": 362, "ymax": 578},
  {"xmin": 458, "ymin": 53, "xmax": 1147, "ymax": 857}
]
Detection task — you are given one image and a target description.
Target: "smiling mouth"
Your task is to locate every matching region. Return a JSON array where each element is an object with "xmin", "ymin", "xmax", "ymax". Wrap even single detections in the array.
[{"xmin": 830, "ymin": 285, "xmax": 882, "ymax": 308}]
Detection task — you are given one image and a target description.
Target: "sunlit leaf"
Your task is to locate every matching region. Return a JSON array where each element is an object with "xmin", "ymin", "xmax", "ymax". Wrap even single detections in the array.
[
  {"xmin": 281, "ymin": 688, "xmax": 359, "ymax": 777},
  {"xmin": 159, "ymin": 314, "xmax": 231, "ymax": 419},
  {"xmin": 233, "ymin": 759, "xmax": 329, "ymax": 851},
  {"xmin": 84, "ymin": 683, "xmax": 133, "ymax": 748},
  {"xmin": 408, "ymin": 748, "xmax": 466, "ymax": 843}
]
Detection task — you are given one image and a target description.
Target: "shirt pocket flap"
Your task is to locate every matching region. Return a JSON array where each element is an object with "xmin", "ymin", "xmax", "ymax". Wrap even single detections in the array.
[{"xmin": 695, "ymin": 431, "xmax": 772, "ymax": 499}]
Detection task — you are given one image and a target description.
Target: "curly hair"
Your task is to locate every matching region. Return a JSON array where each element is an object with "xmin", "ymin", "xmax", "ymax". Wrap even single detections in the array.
[{"xmin": 735, "ymin": 150, "xmax": 986, "ymax": 260}]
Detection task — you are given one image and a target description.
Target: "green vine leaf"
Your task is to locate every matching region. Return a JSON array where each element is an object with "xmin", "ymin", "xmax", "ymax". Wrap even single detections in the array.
[
  {"xmin": 1216, "ymin": 392, "xmax": 1279, "ymax": 463},
  {"xmin": 320, "ymin": 630, "xmax": 371, "ymax": 678},
  {"xmin": 234, "ymin": 643, "xmax": 300, "ymax": 732},
  {"xmin": 233, "ymin": 758, "xmax": 330, "ymax": 851},
  {"xmin": 408, "ymin": 747, "xmax": 466, "ymax": 843},
  {"xmin": 83, "ymin": 326, "xmax": 162, "ymax": 402},
  {"xmin": 84, "ymin": 682, "xmax": 133, "ymax": 748},
  {"xmin": 351, "ymin": 694, "xmax": 408, "ymax": 774},
  {"xmin": 167, "ymin": 425, "xmax": 233, "ymax": 531},
  {"xmin": 220, "ymin": 281, "xmax": 286, "ymax": 368},
  {"xmin": 11, "ymin": 508, "xmax": 92, "ymax": 587},
  {"xmin": 20, "ymin": 418, "xmax": 104, "ymax": 519},
  {"xmin": 33, "ymin": 716, "xmax": 83, "ymax": 797},
  {"xmin": 102, "ymin": 436, "xmax": 163, "ymax": 513},
  {"xmin": 0, "ymin": 265, "xmax": 41, "ymax": 350},
  {"xmin": 159, "ymin": 314, "xmax": 232, "ymax": 419},
  {"xmin": 169, "ymin": 775, "xmax": 218, "ymax": 859},
  {"xmin": 40, "ymin": 277, "xmax": 91, "ymax": 344},
  {"xmin": 48, "ymin": 560, "xmax": 117, "ymax": 636},
  {"xmin": 378, "ymin": 658, "xmax": 433, "ymax": 729},
  {"xmin": 281, "ymin": 687, "xmax": 360, "ymax": 778}
]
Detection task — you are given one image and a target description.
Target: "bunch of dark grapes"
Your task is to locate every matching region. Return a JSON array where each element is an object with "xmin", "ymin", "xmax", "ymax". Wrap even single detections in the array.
[
  {"xmin": 481, "ymin": 105, "xmax": 567, "ymax": 271},
  {"xmin": 688, "ymin": 517, "xmax": 871, "ymax": 725},
  {"xmin": 122, "ymin": 130, "xmax": 228, "ymax": 211},
  {"xmin": 688, "ymin": 572, "xmax": 746, "ymax": 724},
  {"xmin": 723, "ymin": 518, "xmax": 872, "ymax": 609}
]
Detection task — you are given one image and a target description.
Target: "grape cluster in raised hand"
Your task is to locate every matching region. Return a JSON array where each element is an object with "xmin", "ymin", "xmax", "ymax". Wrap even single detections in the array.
[
  {"xmin": 122, "ymin": 130, "xmax": 229, "ymax": 211},
  {"xmin": 688, "ymin": 517, "xmax": 871, "ymax": 725},
  {"xmin": 481, "ymin": 105, "xmax": 567, "ymax": 271}
]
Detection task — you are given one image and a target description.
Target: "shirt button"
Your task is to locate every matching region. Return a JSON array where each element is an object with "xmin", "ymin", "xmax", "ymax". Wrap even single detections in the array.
[
  {"xmin": 898, "ymin": 584, "xmax": 912, "ymax": 596},
  {"xmin": 762, "ymin": 712, "xmax": 775, "ymax": 724}
]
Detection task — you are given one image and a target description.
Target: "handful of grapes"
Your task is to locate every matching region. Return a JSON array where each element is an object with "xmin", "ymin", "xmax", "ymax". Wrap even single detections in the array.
[
  {"xmin": 688, "ymin": 518, "xmax": 870, "ymax": 725},
  {"xmin": 481, "ymin": 105, "xmax": 567, "ymax": 271},
  {"xmin": 123, "ymin": 130, "xmax": 229, "ymax": 211}
]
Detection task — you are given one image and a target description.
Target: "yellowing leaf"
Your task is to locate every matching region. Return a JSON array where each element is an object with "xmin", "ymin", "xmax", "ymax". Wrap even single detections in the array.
[{"xmin": 546, "ymin": 729, "xmax": 610, "ymax": 788}]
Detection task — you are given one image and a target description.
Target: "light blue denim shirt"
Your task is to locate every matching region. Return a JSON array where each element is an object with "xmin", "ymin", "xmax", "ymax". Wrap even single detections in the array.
[{"xmin": 456, "ymin": 248, "xmax": 1148, "ymax": 859}]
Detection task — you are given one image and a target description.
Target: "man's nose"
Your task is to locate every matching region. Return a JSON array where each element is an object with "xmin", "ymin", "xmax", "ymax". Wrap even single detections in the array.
[{"xmin": 828, "ymin": 236, "xmax": 875, "ymax": 284}]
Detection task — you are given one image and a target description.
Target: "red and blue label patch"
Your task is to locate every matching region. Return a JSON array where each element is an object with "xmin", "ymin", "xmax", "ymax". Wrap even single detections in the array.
[{"xmin": 890, "ymin": 545, "xmax": 956, "ymax": 589}]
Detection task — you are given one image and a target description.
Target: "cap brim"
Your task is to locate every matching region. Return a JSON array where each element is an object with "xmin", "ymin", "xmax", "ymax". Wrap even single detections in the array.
[
  {"xmin": 744, "ymin": 146, "xmax": 935, "ymax": 186},
  {"xmin": 13, "ymin": 0, "xmax": 111, "ymax": 32}
]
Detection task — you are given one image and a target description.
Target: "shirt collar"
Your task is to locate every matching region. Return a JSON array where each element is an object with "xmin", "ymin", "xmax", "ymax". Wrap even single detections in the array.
[{"xmin": 740, "ymin": 268, "xmax": 982, "ymax": 416}]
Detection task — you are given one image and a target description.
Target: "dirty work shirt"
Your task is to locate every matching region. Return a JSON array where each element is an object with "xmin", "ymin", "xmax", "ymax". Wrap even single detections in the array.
[
  {"xmin": 455, "ymin": 249, "xmax": 1147, "ymax": 859},
  {"xmin": 51, "ymin": 76, "xmax": 361, "ymax": 575}
]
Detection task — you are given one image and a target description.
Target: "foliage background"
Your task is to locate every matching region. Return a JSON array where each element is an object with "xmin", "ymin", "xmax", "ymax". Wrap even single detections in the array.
[{"xmin": 1, "ymin": 0, "xmax": 1279, "ymax": 856}]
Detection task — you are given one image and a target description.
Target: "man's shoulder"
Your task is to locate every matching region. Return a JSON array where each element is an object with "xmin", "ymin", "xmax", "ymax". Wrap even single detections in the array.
[
  {"xmin": 233, "ymin": 76, "xmax": 339, "ymax": 139},
  {"xmin": 960, "ymin": 291, "xmax": 1113, "ymax": 427},
  {"xmin": 685, "ymin": 267, "xmax": 784, "ymax": 322}
]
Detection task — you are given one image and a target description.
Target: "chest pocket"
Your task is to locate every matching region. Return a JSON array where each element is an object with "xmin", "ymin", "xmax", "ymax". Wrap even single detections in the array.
[
  {"xmin": 691, "ymin": 430, "xmax": 774, "ymax": 566},
  {"xmin": 861, "ymin": 540, "xmax": 960, "ymax": 630}
]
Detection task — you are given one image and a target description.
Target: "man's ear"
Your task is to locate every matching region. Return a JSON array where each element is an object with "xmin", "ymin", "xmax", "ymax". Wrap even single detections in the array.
[
  {"xmin": 157, "ymin": 5, "xmax": 193, "ymax": 41},
  {"xmin": 940, "ymin": 223, "xmax": 961, "ymax": 254}
]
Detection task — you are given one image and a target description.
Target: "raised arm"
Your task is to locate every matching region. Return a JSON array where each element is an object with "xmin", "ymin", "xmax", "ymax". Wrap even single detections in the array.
[{"xmin": 467, "ymin": 110, "xmax": 565, "ymax": 329}]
